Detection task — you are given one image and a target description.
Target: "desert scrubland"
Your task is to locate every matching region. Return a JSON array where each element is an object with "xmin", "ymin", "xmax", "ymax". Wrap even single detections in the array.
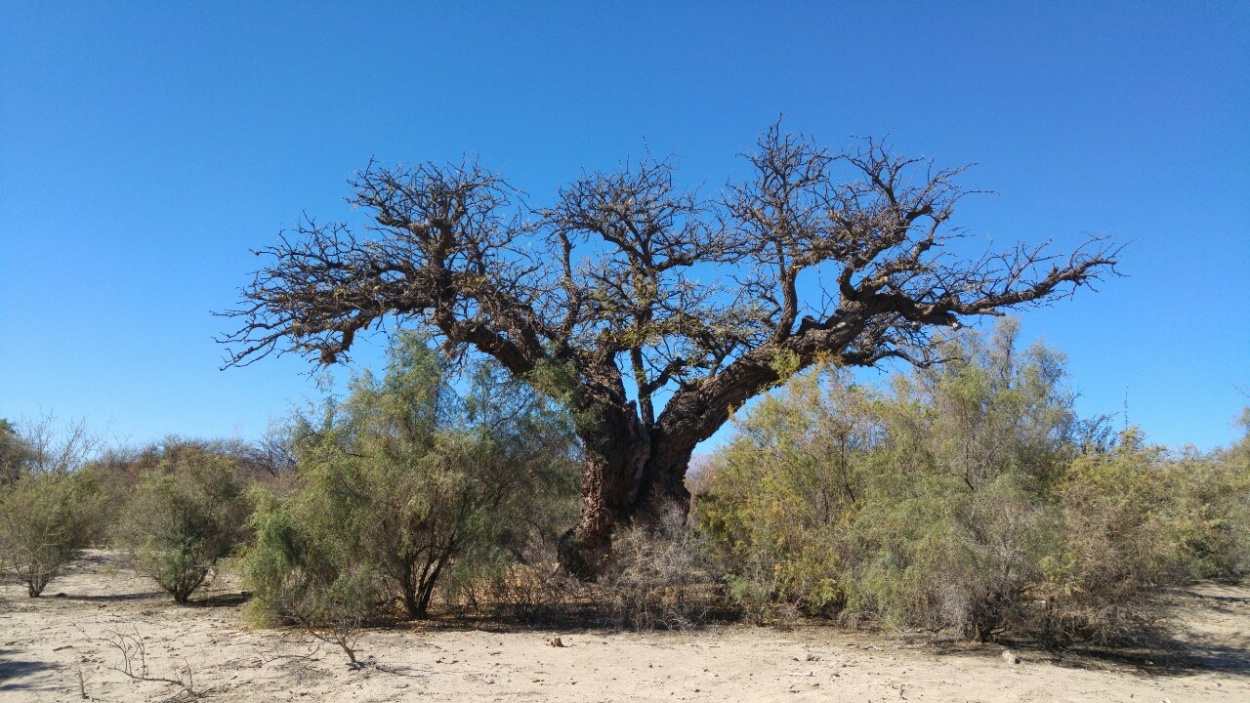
[{"xmin": 2, "ymin": 550, "xmax": 1248, "ymax": 703}]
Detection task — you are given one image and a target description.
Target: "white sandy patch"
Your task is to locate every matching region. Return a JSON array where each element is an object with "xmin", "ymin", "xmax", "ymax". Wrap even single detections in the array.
[{"xmin": 2, "ymin": 551, "xmax": 1247, "ymax": 702}]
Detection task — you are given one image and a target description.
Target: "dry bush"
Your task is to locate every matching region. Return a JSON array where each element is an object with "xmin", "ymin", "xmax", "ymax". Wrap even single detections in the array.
[
  {"xmin": 596, "ymin": 506, "xmax": 722, "ymax": 630},
  {"xmin": 1022, "ymin": 435, "xmax": 1221, "ymax": 647},
  {"xmin": 478, "ymin": 553, "xmax": 591, "ymax": 623},
  {"xmin": 93, "ymin": 626, "xmax": 211, "ymax": 699}
]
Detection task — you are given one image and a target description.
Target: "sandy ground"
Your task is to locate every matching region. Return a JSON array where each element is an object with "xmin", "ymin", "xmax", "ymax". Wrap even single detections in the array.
[{"xmin": 1, "ymin": 551, "xmax": 1247, "ymax": 702}]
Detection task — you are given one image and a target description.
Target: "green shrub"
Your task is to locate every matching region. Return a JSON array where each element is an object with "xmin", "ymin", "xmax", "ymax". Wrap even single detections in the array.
[
  {"xmin": 696, "ymin": 320, "xmax": 1247, "ymax": 645},
  {"xmin": 240, "ymin": 486, "xmax": 380, "ymax": 634},
  {"xmin": 841, "ymin": 470, "xmax": 1053, "ymax": 641},
  {"xmin": 1027, "ymin": 431, "xmax": 1248, "ymax": 645},
  {"xmin": 0, "ymin": 470, "xmax": 100, "ymax": 596},
  {"xmin": 241, "ymin": 333, "xmax": 580, "ymax": 623},
  {"xmin": 0, "ymin": 419, "xmax": 33, "ymax": 486},
  {"xmin": 694, "ymin": 367, "xmax": 873, "ymax": 618},
  {"xmin": 119, "ymin": 446, "xmax": 249, "ymax": 603},
  {"xmin": 0, "ymin": 416, "xmax": 103, "ymax": 597},
  {"xmin": 1194, "ymin": 412, "xmax": 1250, "ymax": 578},
  {"xmin": 834, "ymin": 324, "xmax": 1078, "ymax": 640}
]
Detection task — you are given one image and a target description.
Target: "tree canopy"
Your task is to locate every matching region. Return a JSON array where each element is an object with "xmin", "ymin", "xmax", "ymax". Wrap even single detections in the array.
[{"xmin": 222, "ymin": 124, "xmax": 1118, "ymax": 575}]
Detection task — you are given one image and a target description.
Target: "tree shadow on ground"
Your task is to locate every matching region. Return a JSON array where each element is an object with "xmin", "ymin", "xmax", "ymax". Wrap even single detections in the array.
[
  {"xmin": 1043, "ymin": 639, "xmax": 1250, "ymax": 678},
  {"xmin": 187, "ymin": 591, "xmax": 253, "ymax": 608},
  {"xmin": 56, "ymin": 590, "xmax": 167, "ymax": 602},
  {"xmin": 0, "ymin": 649, "xmax": 59, "ymax": 693},
  {"xmin": 924, "ymin": 636, "xmax": 1250, "ymax": 679},
  {"xmin": 918, "ymin": 582, "xmax": 1250, "ymax": 679}
]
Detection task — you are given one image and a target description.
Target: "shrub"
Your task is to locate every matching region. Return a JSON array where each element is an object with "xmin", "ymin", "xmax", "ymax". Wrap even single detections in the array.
[
  {"xmin": 0, "ymin": 419, "xmax": 33, "ymax": 486},
  {"xmin": 695, "ymin": 366, "xmax": 873, "ymax": 618},
  {"xmin": 0, "ymin": 416, "xmax": 103, "ymax": 597},
  {"xmin": 841, "ymin": 470, "xmax": 1053, "ymax": 641},
  {"xmin": 696, "ymin": 320, "xmax": 1244, "ymax": 646},
  {"xmin": 1027, "ymin": 432, "xmax": 1248, "ymax": 646},
  {"xmin": 240, "ymin": 486, "xmax": 380, "ymax": 649},
  {"xmin": 478, "ymin": 550, "xmax": 588, "ymax": 623},
  {"xmin": 241, "ymin": 333, "xmax": 580, "ymax": 623},
  {"xmin": 598, "ymin": 505, "xmax": 721, "ymax": 630},
  {"xmin": 119, "ymin": 445, "xmax": 249, "ymax": 603},
  {"xmin": 834, "ymin": 323, "xmax": 1078, "ymax": 640},
  {"xmin": 1197, "ymin": 412, "xmax": 1250, "ymax": 578},
  {"xmin": 0, "ymin": 471, "xmax": 100, "ymax": 596}
]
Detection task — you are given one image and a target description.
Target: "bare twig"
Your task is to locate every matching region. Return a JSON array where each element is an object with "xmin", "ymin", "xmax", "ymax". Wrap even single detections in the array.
[
  {"xmin": 75, "ymin": 663, "xmax": 89, "ymax": 700},
  {"xmin": 79, "ymin": 626, "xmax": 213, "ymax": 699}
]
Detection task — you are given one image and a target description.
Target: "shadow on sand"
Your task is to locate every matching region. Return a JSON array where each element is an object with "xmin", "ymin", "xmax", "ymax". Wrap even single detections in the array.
[{"xmin": 0, "ymin": 649, "xmax": 60, "ymax": 694}]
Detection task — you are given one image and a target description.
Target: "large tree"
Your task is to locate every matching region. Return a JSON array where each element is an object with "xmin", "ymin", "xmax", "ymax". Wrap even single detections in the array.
[{"xmin": 221, "ymin": 125, "xmax": 1117, "ymax": 576}]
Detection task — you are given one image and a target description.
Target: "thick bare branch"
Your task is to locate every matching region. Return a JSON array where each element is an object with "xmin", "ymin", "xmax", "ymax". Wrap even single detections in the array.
[{"xmin": 221, "ymin": 122, "xmax": 1119, "ymax": 575}]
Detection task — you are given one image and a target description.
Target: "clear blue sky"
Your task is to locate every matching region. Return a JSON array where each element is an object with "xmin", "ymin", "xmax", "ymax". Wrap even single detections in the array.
[{"xmin": 2, "ymin": 1, "xmax": 1247, "ymax": 452}]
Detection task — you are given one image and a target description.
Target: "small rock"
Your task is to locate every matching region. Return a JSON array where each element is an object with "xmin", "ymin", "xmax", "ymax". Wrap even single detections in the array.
[
  {"xmin": 548, "ymin": 636, "xmax": 565, "ymax": 647},
  {"xmin": 1001, "ymin": 649, "xmax": 1020, "ymax": 665}
]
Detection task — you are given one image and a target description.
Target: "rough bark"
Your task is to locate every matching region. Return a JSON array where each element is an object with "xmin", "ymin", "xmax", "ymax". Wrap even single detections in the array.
[{"xmin": 558, "ymin": 422, "xmax": 693, "ymax": 579}]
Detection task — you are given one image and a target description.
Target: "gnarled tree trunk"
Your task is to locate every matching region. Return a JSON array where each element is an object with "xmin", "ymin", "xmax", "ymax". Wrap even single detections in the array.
[{"xmin": 558, "ymin": 432, "xmax": 693, "ymax": 579}]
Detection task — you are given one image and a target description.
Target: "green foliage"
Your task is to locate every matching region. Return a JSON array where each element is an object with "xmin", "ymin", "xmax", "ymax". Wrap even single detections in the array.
[
  {"xmin": 1030, "ymin": 431, "xmax": 1250, "ymax": 644},
  {"xmin": 842, "ymin": 469, "xmax": 1053, "ymax": 640},
  {"xmin": 834, "ymin": 322, "xmax": 1078, "ymax": 640},
  {"xmin": 241, "ymin": 486, "xmax": 378, "ymax": 634},
  {"xmin": 0, "ymin": 419, "xmax": 33, "ymax": 485},
  {"xmin": 0, "ymin": 417, "xmax": 103, "ymax": 597},
  {"xmin": 696, "ymin": 320, "xmax": 1250, "ymax": 645},
  {"xmin": 77, "ymin": 435, "xmax": 298, "ymax": 554},
  {"xmin": 879, "ymin": 318, "xmax": 1079, "ymax": 491},
  {"xmin": 241, "ymin": 333, "xmax": 580, "ymax": 624},
  {"xmin": 695, "ymin": 366, "xmax": 874, "ymax": 617},
  {"xmin": 119, "ymin": 445, "xmax": 249, "ymax": 603},
  {"xmin": 1213, "ymin": 409, "xmax": 1250, "ymax": 575},
  {"xmin": 0, "ymin": 470, "xmax": 100, "ymax": 596}
]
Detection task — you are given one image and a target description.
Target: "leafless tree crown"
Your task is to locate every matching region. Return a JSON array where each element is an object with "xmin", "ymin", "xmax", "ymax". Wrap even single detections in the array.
[
  {"xmin": 222, "ymin": 125, "xmax": 1116, "ymax": 442},
  {"xmin": 221, "ymin": 124, "xmax": 1118, "ymax": 573}
]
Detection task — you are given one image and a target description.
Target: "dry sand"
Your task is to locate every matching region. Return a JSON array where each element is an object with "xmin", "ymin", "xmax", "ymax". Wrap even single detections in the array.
[{"xmin": 2, "ymin": 551, "xmax": 1247, "ymax": 702}]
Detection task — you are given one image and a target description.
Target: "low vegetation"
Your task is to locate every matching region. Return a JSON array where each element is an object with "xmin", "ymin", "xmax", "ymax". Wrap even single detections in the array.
[
  {"xmin": 4, "ymin": 321, "xmax": 1247, "ymax": 649},
  {"xmin": 239, "ymin": 333, "xmax": 581, "ymax": 626},
  {"xmin": 116, "ymin": 443, "xmax": 250, "ymax": 603},
  {"xmin": 694, "ymin": 320, "xmax": 1250, "ymax": 644},
  {"xmin": 0, "ymin": 417, "xmax": 103, "ymax": 596},
  {"xmin": 0, "ymin": 469, "xmax": 100, "ymax": 596}
]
